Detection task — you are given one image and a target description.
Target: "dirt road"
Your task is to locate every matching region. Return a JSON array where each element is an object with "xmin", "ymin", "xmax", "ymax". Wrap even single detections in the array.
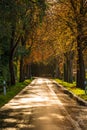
[{"xmin": 0, "ymin": 78, "xmax": 87, "ymax": 130}]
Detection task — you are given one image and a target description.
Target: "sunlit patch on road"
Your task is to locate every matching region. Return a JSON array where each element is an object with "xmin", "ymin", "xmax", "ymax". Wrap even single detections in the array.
[{"xmin": 4, "ymin": 78, "xmax": 63, "ymax": 111}]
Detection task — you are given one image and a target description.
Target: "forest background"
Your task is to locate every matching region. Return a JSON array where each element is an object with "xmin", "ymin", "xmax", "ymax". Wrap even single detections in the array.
[{"xmin": 0, "ymin": 0, "xmax": 87, "ymax": 91}]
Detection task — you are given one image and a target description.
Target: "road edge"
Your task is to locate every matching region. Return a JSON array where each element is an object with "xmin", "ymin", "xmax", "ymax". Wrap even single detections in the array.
[{"xmin": 53, "ymin": 81, "xmax": 87, "ymax": 106}]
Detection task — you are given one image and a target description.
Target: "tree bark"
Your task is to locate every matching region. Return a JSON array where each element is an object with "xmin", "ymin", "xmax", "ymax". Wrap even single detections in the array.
[
  {"xmin": 9, "ymin": 55, "xmax": 15, "ymax": 85},
  {"xmin": 68, "ymin": 58, "xmax": 73, "ymax": 83},
  {"xmin": 19, "ymin": 36, "xmax": 25, "ymax": 82},
  {"xmin": 9, "ymin": 26, "xmax": 16, "ymax": 85},
  {"xmin": 76, "ymin": 11, "xmax": 85, "ymax": 89},
  {"xmin": 76, "ymin": 36, "xmax": 85, "ymax": 89},
  {"xmin": 19, "ymin": 56, "xmax": 25, "ymax": 82},
  {"xmin": 64, "ymin": 53, "xmax": 73, "ymax": 83},
  {"xmin": 64, "ymin": 62, "xmax": 67, "ymax": 82}
]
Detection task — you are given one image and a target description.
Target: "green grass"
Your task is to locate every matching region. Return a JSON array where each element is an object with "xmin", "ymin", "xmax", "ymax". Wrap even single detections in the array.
[
  {"xmin": 0, "ymin": 79, "xmax": 32, "ymax": 108},
  {"xmin": 55, "ymin": 79, "xmax": 87, "ymax": 101}
]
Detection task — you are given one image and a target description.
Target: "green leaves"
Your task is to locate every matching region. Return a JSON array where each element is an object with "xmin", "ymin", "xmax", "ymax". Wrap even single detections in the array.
[{"xmin": 0, "ymin": 0, "xmax": 46, "ymax": 85}]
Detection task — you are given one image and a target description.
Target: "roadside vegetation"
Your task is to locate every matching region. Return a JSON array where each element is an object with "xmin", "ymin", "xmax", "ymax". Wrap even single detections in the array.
[
  {"xmin": 0, "ymin": 79, "xmax": 32, "ymax": 108},
  {"xmin": 55, "ymin": 79, "xmax": 87, "ymax": 101}
]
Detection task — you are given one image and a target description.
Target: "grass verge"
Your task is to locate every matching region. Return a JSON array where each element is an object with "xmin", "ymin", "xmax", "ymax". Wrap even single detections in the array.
[
  {"xmin": 55, "ymin": 79, "xmax": 87, "ymax": 101},
  {"xmin": 0, "ymin": 79, "xmax": 32, "ymax": 108}
]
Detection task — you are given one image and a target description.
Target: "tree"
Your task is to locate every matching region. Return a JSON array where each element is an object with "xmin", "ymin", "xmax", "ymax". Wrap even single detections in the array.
[
  {"xmin": 68, "ymin": 0, "xmax": 87, "ymax": 89},
  {"xmin": 19, "ymin": 0, "xmax": 46, "ymax": 82},
  {"xmin": 55, "ymin": 0, "xmax": 87, "ymax": 89},
  {"xmin": 44, "ymin": 1, "xmax": 76, "ymax": 81},
  {"xmin": 0, "ymin": 0, "xmax": 46, "ymax": 85}
]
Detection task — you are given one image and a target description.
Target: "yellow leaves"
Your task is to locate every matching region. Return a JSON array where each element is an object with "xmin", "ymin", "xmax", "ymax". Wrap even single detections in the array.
[{"xmin": 24, "ymin": 0, "xmax": 79, "ymax": 65}]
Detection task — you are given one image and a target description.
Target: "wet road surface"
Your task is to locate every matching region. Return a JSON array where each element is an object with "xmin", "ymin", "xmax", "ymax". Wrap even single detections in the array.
[{"xmin": 0, "ymin": 78, "xmax": 87, "ymax": 130}]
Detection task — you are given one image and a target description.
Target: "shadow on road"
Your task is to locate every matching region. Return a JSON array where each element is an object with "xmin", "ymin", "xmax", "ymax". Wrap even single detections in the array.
[{"xmin": 0, "ymin": 78, "xmax": 87, "ymax": 130}]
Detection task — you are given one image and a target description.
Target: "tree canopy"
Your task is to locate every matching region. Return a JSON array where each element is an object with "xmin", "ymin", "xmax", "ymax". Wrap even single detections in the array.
[{"xmin": 0, "ymin": 0, "xmax": 87, "ymax": 90}]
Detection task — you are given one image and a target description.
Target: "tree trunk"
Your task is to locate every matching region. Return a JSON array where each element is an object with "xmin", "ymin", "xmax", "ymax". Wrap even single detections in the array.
[
  {"xmin": 19, "ymin": 56, "xmax": 25, "ymax": 82},
  {"xmin": 67, "ymin": 52, "xmax": 73, "ymax": 83},
  {"xmin": 68, "ymin": 58, "xmax": 73, "ymax": 83},
  {"xmin": 64, "ymin": 53, "xmax": 73, "ymax": 83},
  {"xmin": 76, "ymin": 14, "xmax": 85, "ymax": 89},
  {"xmin": 9, "ymin": 55, "xmax": 15, "ymax": 85},
  {"xmin": 9, "ymin": 26, "xmax": 16, "ymax": 85},
  {"xmin": 27, "ymin": 64, "xmax": 32, "ymax": 78},
  {"xmin": 64, "ymin": 62, "xmax": 68, "ymax": 82},
  {"xmin": 76, "ymin": 36, "xmax": 85, "ymax": 89},
  {"xmin": 54, "ymin": 63, "xmax": 60, "ymax": 78}
]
